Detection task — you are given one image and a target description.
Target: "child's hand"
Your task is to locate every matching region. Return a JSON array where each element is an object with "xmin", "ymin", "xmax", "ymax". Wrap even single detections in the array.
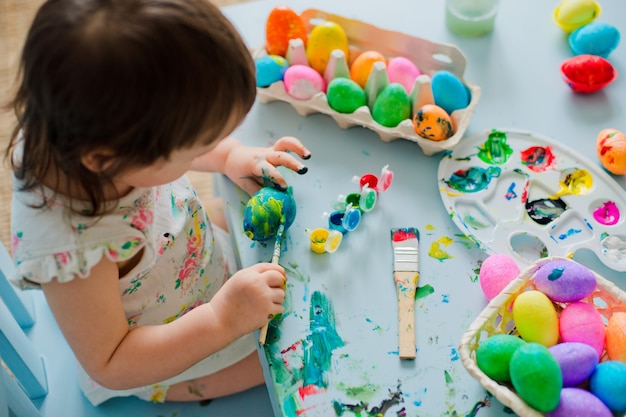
[
  {"xmin": 225, "ymin": 136, "xmax": 311, "ymax": 196},
  {"xmin": 208, "ymin": 263, "xmax": 287, "ymax": 340}
]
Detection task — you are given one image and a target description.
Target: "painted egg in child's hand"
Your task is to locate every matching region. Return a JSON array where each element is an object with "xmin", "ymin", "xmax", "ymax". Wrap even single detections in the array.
[
  {"xmin": 265, "ymin": 6, "xmax": 307, "ymax": 57},
  {"xmin": 243, "ymin": 187, "xmax": 296, "ymax": 241}
]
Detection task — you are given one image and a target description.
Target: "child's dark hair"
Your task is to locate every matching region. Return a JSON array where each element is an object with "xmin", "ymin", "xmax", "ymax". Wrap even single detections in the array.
[{"xmin": 6, "ymin": 0, "xmax": 256, "ymax": 216}]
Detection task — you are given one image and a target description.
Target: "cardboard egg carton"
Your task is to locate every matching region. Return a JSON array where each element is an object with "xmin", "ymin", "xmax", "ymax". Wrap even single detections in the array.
[{"xmin": 255, "ymin": 9, "xmax": 481, "ymax": 156}]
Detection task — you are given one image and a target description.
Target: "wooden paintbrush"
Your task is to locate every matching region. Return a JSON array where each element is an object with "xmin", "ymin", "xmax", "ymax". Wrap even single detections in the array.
[
  {"xmin": 390, "ymin": 227, "xmax": 420, "ymax": 359},
  {"xmin": 259, "ymin": 222, "xmax": 285, "ymax": 345}
]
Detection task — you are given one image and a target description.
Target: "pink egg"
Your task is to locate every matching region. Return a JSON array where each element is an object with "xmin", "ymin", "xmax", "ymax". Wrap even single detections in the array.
[
  {"xmin": 387, "ymin": 57, "xmax": 421, "ymax": 94},
  {"xmin": 559, "ymin": 302, "xmax": 606, "ymax": 358},
  {"xmin": 479, "ymin": 254, "xmax": 520, "ymax": 301},
  {"xmin": 283, "ymin": 64, "xmax": 326, "ymax": 100}
]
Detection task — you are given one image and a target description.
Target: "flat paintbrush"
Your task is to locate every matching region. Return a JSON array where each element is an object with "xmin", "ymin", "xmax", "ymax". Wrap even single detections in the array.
[
  {"xmin": 390, "ymin": 227, "xmax": 420, "ymax": 360},
  {"xmin": 259, "ymin": 222, "xmax": 284, "ymax": 345}
]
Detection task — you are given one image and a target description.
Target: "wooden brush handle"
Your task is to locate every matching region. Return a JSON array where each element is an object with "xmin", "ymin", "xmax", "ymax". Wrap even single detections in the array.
[
  {"xmin": 395, "ymin": 270, "xmax": 419, "ymax": 359},
  {"xmin": 259, "ymin": 323, "xmax": 269, "ymax": 345}
]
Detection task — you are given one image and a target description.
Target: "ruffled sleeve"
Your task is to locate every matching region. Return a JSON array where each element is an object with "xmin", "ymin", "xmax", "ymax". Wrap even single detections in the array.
[{"xmin": 10, "ymin": 184, "xmax": 155, "ymax": 289}]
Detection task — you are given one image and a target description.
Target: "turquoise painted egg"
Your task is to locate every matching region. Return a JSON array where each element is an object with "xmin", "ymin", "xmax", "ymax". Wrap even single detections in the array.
[
  {"xmin": 510, "ymin": 343, "xmax": 563, "ymax": 413},
  {"xmin": 589, "ymin": 361, "xmax": 626, "ymax": 413},
  {"xmin": 243, "ymin": 187, "xmax": 296, "ymax": 241},
  {"xmin": 326, "ymin": 77, "xmax": 367, "ymax": 114},
  {"xmin": 255, "ymin": 55, "xmax": 289, "ymax": 88},
  {"xmin": 548, "ymin": 388, "xmax": 613, "ymax": 417},
  {"xmin": 431, "ymin": 70, "xmax": 470, "ymax": 114},
  {"xmin": 476, "ymin": 334, "xmax": 526, "ymax": 382},
  {"xmin": 534, "ymin": 259, "xmax": 597, "ymax": 302},
  {"xmin": 371, "ymin": 83, "xmax": 411, "ymax": 128},
  {"xmin": 569, "ymin": 23, "xmax": 621, "ymax": 58}
]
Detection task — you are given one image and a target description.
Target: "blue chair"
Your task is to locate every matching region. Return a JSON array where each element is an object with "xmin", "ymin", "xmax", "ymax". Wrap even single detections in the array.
[{"xmin": 0, "ymin": 241, "xmax": 274, "ymax": 417}]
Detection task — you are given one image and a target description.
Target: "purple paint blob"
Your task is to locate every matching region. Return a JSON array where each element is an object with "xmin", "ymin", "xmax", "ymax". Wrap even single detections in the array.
[{"xmin": 593, "ymin": 200, "xmax": 620, "ymax": 226}]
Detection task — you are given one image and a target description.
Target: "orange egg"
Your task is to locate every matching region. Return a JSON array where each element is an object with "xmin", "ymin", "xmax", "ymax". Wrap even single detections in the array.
[
  {"xmin": 413, "ymin": 104, "xmax": 455, "ymax": 141},
  {"xmin": 607, "ymin": 312, "xmax": 626, "ymax": 362},
  {"xmin": 596, "ymin": 128, "xmax": 626, "ymax": 175},
  {"xmin": 349, "ymin": 50, "xmax": 386, "ymax": 88},
  {"xmin": 265, "ymin": 6, "xmax": 308, "ymax": 57}
]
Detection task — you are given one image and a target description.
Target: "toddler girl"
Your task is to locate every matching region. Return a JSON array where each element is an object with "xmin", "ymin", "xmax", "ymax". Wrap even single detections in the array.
[{"xmin": 5, "ymin": 0, "xmax": 310, "ymax": 405}]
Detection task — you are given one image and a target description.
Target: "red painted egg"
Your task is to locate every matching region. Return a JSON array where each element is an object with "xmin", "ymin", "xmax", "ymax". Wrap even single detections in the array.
[
  {"xmin": 560, "ymin": 54, "xmax": 617, "ymax": 93},
  {"xmin": 265, "ymin": 6, "xmax": 308, "ymax": 57}
]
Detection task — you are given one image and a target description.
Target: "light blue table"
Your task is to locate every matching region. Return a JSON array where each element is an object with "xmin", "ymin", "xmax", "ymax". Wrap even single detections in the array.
[{"xmin": 220, "ymin": 1, "xmax": 626, "ymax": 415}]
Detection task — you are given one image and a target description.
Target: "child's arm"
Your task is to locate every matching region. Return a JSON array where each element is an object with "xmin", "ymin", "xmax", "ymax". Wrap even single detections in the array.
[
  {"xmin": 190, "ymin": 136, "xmax": 311, "ymax": 196},
  {"xmin": 41, "ymin": 256, "xmax": 287, "ymax": 390}
]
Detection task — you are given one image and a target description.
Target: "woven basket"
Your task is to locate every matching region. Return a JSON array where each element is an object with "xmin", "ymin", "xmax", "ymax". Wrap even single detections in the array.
[{"xmin": 459, "ymin": 256, "xmax": 626, "ymax": 416}]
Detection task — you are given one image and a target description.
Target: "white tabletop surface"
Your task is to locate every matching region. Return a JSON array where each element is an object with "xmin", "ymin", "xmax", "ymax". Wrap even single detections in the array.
[{"xmin": 219, "ymin": 1, "xmax": 626, "ymax": 416}]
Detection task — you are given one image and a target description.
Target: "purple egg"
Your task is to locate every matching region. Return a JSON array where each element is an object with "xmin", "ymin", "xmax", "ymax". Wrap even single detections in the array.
[
  {"xmin": 547, "ymin": 388, "xmax": 613, "ymax": 417},
  {"xmin": 534, "ymin": 259, "xmax": 596, "ymax": 302},
  {"xmin": 549, "ymin": 342, "xmax": 598, "ymax": 386}
]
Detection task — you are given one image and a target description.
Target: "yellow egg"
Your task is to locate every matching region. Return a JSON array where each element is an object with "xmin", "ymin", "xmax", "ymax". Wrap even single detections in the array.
[
  {"xmin": 412, "ymin": 104, "xmax": 454, "ymax": 141},
  {"xmin": 512, "ymin": 290, "xmax": 559, "ymax": 347},
  {"xmin": 306, "ymin": 21, "xmax": 349, "ymax": 74},
  {"xmin": 349, "ymin": 50, "xmax": 386, "ymax": 88},
  {"xmin": 553, "ymin": 0, "xmax": 601, "ymax": 33},
  {"xmin": 597, "ymin": 128, "xmax": 626, "ymax": 175}
]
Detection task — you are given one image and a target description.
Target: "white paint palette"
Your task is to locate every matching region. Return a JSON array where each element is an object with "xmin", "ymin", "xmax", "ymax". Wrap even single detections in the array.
[{"xmin": 438, "ymin": 128, "xmax": 626, "ymax": 272}]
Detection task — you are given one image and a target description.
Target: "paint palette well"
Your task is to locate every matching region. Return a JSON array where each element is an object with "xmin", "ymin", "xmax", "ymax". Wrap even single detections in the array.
[{"xmin": 438, "ymin": 129, "xmax": 626, "ymax": 272}]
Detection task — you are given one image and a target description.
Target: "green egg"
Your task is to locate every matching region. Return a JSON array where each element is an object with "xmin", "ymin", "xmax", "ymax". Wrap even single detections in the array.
[
  {"xmin": 371, "ymin": 83, "xmax": 411, "ymax": 128},
  {"xmin": 510, "ymin": 342, "xmax": 562, "ymax": 413},
  {"xmin": 326, "ymin": 77, "xmax": 366, "ymax": 114},
  {"xmin": 476, "ymin": 334, "xmax": 526, "ymax": 382}
]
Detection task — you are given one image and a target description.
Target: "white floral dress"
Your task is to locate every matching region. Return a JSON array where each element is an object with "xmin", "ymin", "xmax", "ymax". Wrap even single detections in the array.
[{"xmin": 10, "ymin": 175, "xmax": 256, "ymax": 405}]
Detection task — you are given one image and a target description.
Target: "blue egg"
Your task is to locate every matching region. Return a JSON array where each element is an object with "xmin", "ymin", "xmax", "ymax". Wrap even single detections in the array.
[
  {"xmin": 431, "ymin": 70, "xmax": 470, "ymax": 114},
  {"xmin": 255, "ymin": 55, "xmax": 289, "ymax": 88},
  {"xmin": 243, "ymin": 186, "xmax": 296, "ymax": 242},
  {"xmin": 569, "ymin": 23, "xmax": 621, "ymax": 58},
  {"xmin": 589, "ymin": 361, "xmax": 626, "ymax": 413}
]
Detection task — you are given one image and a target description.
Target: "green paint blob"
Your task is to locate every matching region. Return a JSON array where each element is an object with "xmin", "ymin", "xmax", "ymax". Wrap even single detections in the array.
[{"xmin": 477, "ymin": 129, "xmax": 513, "ymax": 165}]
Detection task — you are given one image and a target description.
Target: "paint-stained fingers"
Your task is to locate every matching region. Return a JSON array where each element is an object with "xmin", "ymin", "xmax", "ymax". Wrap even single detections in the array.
[
  {"xmin": 264, "ymin": 151, "xmax": 308, "ymax": 176},
  {"xmin": 273, "ymin": 136, "xmax": 311, "ymax": 160}
]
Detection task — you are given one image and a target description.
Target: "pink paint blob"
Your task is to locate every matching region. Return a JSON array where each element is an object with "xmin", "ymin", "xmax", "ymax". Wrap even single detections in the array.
[{"xmin": 593, "ymin": 200, "xmax": 620, "ymax": 226}]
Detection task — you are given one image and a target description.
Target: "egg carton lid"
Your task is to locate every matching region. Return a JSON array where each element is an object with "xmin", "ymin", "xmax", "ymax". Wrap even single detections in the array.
[
  {"xmin": 255, "ymin": 8, "xmax": 481, "ymax": 156},
  {"xmin": 458, "ymin": 256, "xmax": 626, "ymax": 417}
]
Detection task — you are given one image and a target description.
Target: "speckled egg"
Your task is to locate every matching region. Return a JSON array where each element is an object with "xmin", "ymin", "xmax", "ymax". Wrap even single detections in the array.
[
  {"xmin": 265, "ymin": 6, "xmax": 308, "ymax": 57},
  {"xmin": 476, "ymin": 334, "xmax": 526, "ymax": 382},
  {"xmin": 243, "ymin": 186, "xmax": 296, "ymax": 242},
  {"xmin": 559, "ymin": 301, "xmax": 606, "ymax": 358},
  {"xmin": 597, "ymin": 128, "xmax": 626, "ymax": 175},
  {"xmin": 283, "ymin": 65, "xmax": 325, "ymax": 100},
  {"xmin": 349, "ymin": 50, "xmax": 386, "ymax": 88},
  {"xmin": 371, "ymin": 83, "xmax": 411, "ymax": 128},
  {"xmin": 431, "ymin": 70, "xmax": 470, "ymax": 114},
  {"xmin": 510, "ymin": 343, "xmax": 563, "ymax": 413},
  {"xmin": 387, "ymin": 57, "xmax": 421, "ymax": 94},
  {"xmin": 569, "ymin": 22, "xmax": 621, "ymax": 58},
  {"xmin": 606, "ymin": 312, "xmax": 626, "ymax": 362},
  {"xmin": 547, "ymin": 388, "xmax": 613, "ymax": 417},
  {"xmin": 326, "ymin": 77, "xmax": 366, "ymax": 114},
  {"xmin": 549, "ymin": 342, "xmax": 599, "ymax": 386},
  {"xmin": 534, "ymin": 259, "xmax": 597, "ymax": 302},
  {"xmin": 255, "ymin": 55, "xmax": 289, "ymax": 88},
  {"xmin": 306, "ymin": 21, "xmax": 349, "ymax": 74},
  {"xmin": 513, "ymin": 290, "xmax": 559, "ymax": 347},
  {"xmin": 413, "ymin": 104, "xmax": 454, "ymax": 141},
  {"xmin": 589, "ymin": 361, "xmax": 626, "ymax": 413},
  {"xmin": 553, "ymin": 0, "xmax": 601, "ymax": 33}
]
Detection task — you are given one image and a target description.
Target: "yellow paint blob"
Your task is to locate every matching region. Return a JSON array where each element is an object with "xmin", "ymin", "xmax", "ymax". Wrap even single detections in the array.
[{"xmin": 428, "ymin": 236, "xmax": 454, "ymax": 261}]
